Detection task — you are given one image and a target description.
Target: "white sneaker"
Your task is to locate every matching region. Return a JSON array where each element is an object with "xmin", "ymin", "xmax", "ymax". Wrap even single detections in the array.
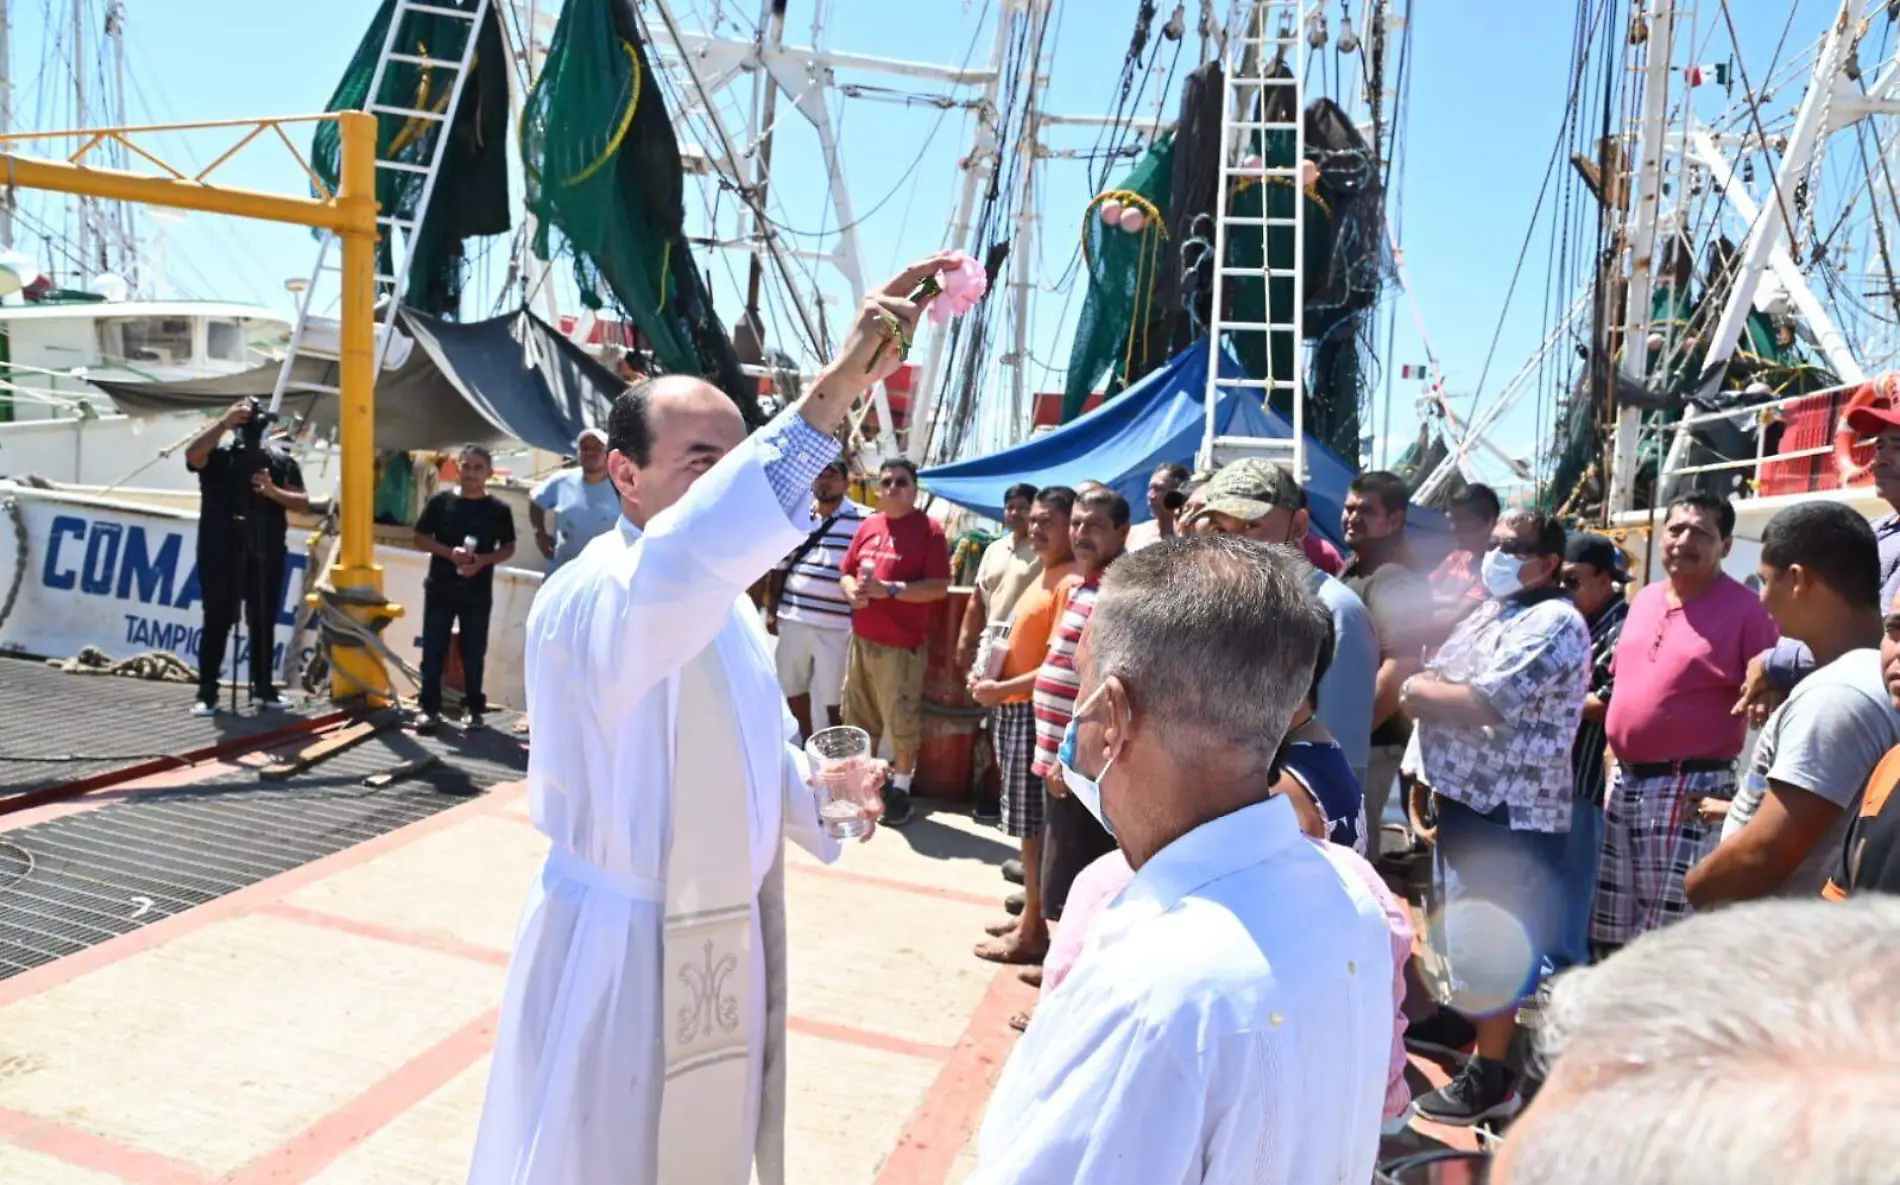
[
  {"xmin": 256, "ymin": 696, "xmax": 292, "ymax": 711},
  {"xmin": 189, "ymin": 701, "xmax": 218, "ymax": 718}
]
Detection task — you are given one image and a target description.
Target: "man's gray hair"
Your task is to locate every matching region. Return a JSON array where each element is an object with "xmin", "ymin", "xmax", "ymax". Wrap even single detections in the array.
[
  {"xmin": 1498, "ymin": 897, "xmax": 1900, "ymax": 1184},
  {"xmin": 1088, "ymin": 534, "xmax": 1328, "ymax": 774}
]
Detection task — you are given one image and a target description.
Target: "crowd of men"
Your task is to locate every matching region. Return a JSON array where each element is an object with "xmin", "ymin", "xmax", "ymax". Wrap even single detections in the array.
[
  {"xmin": 744, "ymin": 398, "xmax": 1900, "ymax": 1177},
  {"xmin": 180, "ymin": 334, "xmax": 1900, "ymax": 1178}
]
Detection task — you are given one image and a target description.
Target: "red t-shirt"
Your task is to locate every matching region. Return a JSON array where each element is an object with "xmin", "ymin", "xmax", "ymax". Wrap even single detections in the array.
[
  {"xmin": 1303, "ymin": 534, "xmax": 1344, "ymax": 576},
  {"xmin": 840, "ymin": 510, "xmax": 952, "ymax": 649}
]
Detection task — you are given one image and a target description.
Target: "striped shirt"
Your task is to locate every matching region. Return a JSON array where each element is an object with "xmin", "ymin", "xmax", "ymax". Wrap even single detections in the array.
[
  {"xmin": 1033, "ymin": 576, "xmax": 1097, "ymax": 778},
  {"xmin": 773, "ymin": 498, "xmax": 868, "ymax": 629},
  {"xmin": 1571, "ymin": 596, "xmax": 1626, "ymax": 806}
]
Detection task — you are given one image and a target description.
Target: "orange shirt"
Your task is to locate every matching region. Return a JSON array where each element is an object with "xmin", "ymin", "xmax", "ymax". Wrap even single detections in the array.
[{"xmin": 998, "ymin": 561, "xmax": 1077, "ymax": 704}]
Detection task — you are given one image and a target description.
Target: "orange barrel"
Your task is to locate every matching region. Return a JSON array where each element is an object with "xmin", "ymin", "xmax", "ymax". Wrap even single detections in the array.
[
  {"xmin": 916, "ymin": 701, "xmax": 987, "ymax": 802},
  {"xmin": 922, "ymin": 588, "xmax": 979, "ymax": 708}
]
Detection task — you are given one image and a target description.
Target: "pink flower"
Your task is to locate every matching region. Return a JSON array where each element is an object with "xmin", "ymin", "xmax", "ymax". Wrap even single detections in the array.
[{"xmin": 928, "ymin": 251, "xmax": 988, "ymax": 324}]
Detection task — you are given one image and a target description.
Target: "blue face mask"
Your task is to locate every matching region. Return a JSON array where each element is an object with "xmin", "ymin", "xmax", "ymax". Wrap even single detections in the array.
[{"xmin": 1057, "ymin": 684, "xmax": 1116, "ymax": 837}]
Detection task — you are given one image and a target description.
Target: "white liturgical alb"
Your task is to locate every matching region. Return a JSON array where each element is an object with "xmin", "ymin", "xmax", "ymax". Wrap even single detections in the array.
[{"xmin": 468, "ymin": 422, "xmax": 840, "ymax": 1185}]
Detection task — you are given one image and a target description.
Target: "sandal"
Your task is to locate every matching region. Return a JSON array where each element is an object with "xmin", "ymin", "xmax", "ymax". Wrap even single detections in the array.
[{"xmin": 974, "ymin": 937, "xmax": 1045, "ymax": 965}]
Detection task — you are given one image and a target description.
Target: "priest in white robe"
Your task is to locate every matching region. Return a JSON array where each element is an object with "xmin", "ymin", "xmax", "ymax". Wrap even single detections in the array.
[{"xmin": 469, "ymin": 255, "xmax": 956, "ymax": 1185}]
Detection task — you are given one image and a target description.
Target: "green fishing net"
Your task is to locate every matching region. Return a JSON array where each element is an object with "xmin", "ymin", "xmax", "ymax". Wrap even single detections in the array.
[
  {"xmin": 312, "ymin": 0, "xmax": 510, "ymax": 317},
  {"xmin": 521, "ymin": 0, "xmax": 758, "ymax": 423},
  {"xmin": 1060, "ymin": 135, "xmax": 1176, "ymax": 423},
  {"xmin": 1225, "ymin": 107, "xmax": 1342, "ymax": 453}
]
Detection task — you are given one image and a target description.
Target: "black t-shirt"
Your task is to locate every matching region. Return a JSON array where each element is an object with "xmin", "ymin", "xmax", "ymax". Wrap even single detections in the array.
[
  {"xmin": 416, "ymin": 490, "xmax": 516, "ymax": 597},
  {"xmin": 191, "ymin": 442, "xmax": 305, "ymax": 558}
]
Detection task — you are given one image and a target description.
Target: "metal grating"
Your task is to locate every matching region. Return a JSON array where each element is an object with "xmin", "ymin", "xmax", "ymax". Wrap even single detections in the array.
[
  {"xmin": 0, "ymin": 656, "xmax": 325, "ymax": 800},
  {"xmin": 0, "ymin": 723, "xmax": 526, "ymax": 979}
]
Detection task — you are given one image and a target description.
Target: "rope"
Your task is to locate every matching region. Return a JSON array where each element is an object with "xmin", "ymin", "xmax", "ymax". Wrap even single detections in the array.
[
  {"xmin": 0, "ymin": 496, "xmax": 25, "ymax": 637},
  {"xmin": 45, "ymin": 646, "xmax": 197, "ymax": 683}
]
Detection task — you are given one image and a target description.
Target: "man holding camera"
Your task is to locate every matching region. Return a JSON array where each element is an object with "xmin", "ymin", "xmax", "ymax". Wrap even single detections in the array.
[{"xmin": 184, "ymin": 398, "xmax": 309, "ymax": 716}]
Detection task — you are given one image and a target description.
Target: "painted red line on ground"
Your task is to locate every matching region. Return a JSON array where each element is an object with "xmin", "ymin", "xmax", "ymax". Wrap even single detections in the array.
[
  {"xmin": 0, "ymin": 1105, "xmax": 213, "ymax": 1185},
  {"xmin": 258, "ymin": 902, "xmax": 513, "ymax": 968},
  {"xmin": 0, "ymin": 760, "xmax": 252, "ymax": 832},
  {"xmin": 0, "ymin": 709, "xmax": 355, "ymax": 817},
  {"xmin": 0, "ymin": 780, "xmax": 526, "ymax": 1010},
  {"xmin": 224, "ymin": 1009, "xmax": 500, "ymax": 1185},
  {"xmin": 787, "ymin": 1015, "xmax": 956, "ymax": 1064},
  {"xmin": 875, "ymin": 966, "xmax": 1038, "ymax": 1185},
  {"xmin": 788, "ymin": 860, "xmax": 1000, "ymax": 909}
]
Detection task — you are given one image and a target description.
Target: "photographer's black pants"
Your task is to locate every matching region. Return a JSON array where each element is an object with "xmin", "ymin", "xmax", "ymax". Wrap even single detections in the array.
[
  {"xmin": 198, "ymin": 546, "xmax": 286, "ymax": 704},
  {"xmin": 418, "ymin": 587, "xmax": 492, "ymax": 717}
]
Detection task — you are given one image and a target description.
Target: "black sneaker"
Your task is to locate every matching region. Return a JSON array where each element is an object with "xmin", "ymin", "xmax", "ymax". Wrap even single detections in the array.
[
  {"xmin": 974, "ymin": 803, "xmax": 1002, "ymax": 824},
  {"xmin": 881, "ymin": 785, "xmax": 914, "ymax": 827},
  {"xmin": 1414, "ymin": 1056, "xmax": 1523, "ymax": 1127},
  {"xmin": 464, "ymin": 711, "xmax": 486, "ymax": 732},
  {"xmin": 415, "ymin": 713, "xmax": 442, "ymax": 736},
  {"xmin": 1001, "ymin": 858, "xmax": 1025, "ymax": 885},
  {"xmin": 1403, "ymin": 1007, "xmax": 1478, "ymax": 1062}
]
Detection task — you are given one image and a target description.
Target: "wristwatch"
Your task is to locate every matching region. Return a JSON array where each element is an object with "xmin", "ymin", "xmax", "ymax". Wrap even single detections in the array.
[
  {"xmin": 889, "ymin": 580, "xmax": 908, "ymax": 598},
  {"xmin": 1399, "ymin": 675, "xmax": 1419, "ymax": 706}
]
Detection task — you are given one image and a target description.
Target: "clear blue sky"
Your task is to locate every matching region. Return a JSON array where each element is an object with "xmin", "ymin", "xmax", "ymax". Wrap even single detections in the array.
[{"xmin": 7, "ymin": 0, "xmax": 1854, "ymax": 479}]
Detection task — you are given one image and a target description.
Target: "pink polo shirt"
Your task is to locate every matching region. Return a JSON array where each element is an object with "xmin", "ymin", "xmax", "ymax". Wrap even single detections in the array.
[{"xmin": 1605, "ymin": 574, "xmax": 1779, "ymax": 765}]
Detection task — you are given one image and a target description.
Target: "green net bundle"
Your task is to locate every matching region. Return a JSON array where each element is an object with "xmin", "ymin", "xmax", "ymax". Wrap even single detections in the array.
[
  {"xmin": 313, "ymin": 0, "xmax": 511, "ymax": 316},
  {"xmin": 1060, "ymin": 135, "xmax": 1176, "ymax": 423},
  {"xmin": 521, "ymin": 0, "xmax": 759, "ymax": 424}
]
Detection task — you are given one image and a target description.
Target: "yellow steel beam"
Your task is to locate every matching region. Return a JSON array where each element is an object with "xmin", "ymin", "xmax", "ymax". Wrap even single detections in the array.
[
  {"xmin": 0, "ymin": 151, "xmax": 369, "ymax": 234},
  {"xmin": 0, "ymin": 110, "xmax": 399, "ymax": 705}
]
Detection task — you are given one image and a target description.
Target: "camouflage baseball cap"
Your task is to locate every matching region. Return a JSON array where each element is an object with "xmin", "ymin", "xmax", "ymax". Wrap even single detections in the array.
[{"xmin": 1200, "ymin": 457, "xmax": 1302, "ymax": 522}]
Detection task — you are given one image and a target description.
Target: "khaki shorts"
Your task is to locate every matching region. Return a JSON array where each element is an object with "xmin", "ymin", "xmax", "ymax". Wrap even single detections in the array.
[{"xmin": 842, "ymin": 635, "xmax": 927, "ymax": 755}]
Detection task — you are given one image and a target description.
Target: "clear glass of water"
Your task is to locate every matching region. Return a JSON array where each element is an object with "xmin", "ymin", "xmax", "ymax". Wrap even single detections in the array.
[{"xmin": 806, "ymin": 725, "xmax": 878, "ymax": 839}]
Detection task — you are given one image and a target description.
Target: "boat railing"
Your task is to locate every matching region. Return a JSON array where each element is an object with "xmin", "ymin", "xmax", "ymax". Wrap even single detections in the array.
[{"xmin": 1659, "ymin": 383, "xmax": 1876, "ymax": 496}]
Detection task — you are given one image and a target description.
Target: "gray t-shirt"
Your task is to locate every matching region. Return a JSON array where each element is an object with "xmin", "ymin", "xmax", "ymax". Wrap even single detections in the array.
[
  {"xmin": 530, "ymin": 469, "xmax": 622, "ymax": 570},
  {"xmin": 1310, "ymin": 568, "xmax": 1378, "ymax": 787},
  {"xmin": 1726, "ymin": 648, "xmax": 1900, "ymax": 896}
]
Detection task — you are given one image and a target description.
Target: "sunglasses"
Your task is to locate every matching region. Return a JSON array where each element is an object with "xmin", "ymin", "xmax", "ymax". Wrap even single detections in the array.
[
  {"xmin": 879, "ymin": 478, "xmax": 914, "ymax": 489},
  {"xmin": 1559, "ymin": 574, "xmax": 1581, "ymax": 591},
  {"xmin": 1494, "ymin": 540, "xmax": 1549, "ymax": 559}
]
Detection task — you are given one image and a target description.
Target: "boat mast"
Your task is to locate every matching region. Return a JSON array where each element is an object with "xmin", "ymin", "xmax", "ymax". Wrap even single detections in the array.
[
  {"xmin": 907, "ymin": 1, "xmax": 1017, "ymax": 463},
  {"xmin": 1005, "ymin": 0, "xmax": 1050, "ymax": 443},
  {"xmin": 1606, "ymin": 0, "xmax": 1683, "ymax": 516},
  {"xmin": 1687, "ymin": 0, "xmax": 1872, "ymax": 403},
  {"xmin": 736, "ymin": 0, "xmax": 789, "ymax": 362},
  {"xmin": 0, "ymin": 0, "xmax": 11, "ymax": 249},
  {"xmin": 72, "ymin": 0, "xmax": 89, "ymax": 276}
]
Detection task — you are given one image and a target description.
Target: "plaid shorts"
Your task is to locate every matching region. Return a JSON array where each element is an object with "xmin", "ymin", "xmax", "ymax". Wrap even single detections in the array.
[
  {"xmin": 1591, "ymin": 763, "xmax": 1734, "ymax": 947},
  {"xmin": 993, "ymin": 702, "xmax": 1042, "ymax": 839}
]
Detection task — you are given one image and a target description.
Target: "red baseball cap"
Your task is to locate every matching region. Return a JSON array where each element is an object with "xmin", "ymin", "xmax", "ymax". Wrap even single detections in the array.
[{"xmin": 1846, "ymin": 401, "xmax": 1900, "ymax": 439}]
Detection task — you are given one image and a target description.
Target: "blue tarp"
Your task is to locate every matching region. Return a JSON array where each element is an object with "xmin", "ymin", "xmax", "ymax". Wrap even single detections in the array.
[{"xmin": 920, "ymin": 341, "xmax": 1445, "ymax": 549}]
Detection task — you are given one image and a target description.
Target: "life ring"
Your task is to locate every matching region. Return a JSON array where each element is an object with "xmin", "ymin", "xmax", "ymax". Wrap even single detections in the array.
[{"xmin": 1835, "ymin": 373, "xmax": 1900, "ymax": 484}]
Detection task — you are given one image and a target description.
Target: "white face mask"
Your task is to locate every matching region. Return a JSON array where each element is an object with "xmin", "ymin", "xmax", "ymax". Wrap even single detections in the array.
[
  {"xmin": 1481, "ymin": 547, "xmax": 1527, "ymax": 599},
  {"xmin": 1057, "ymin": 683, "xmax": 1115, "ymax": 837}
]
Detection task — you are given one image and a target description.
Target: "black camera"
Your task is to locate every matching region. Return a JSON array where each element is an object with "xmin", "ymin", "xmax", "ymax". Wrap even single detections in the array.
[{"xmin": 234, "ymin": 397, "xmax": 276, "ymax": 452}]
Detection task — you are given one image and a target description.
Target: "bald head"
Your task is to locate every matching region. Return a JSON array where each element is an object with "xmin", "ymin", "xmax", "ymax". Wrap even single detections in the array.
[{"xmin": 606, "ymin": 375, "xmax": 748, "ymax": 528}]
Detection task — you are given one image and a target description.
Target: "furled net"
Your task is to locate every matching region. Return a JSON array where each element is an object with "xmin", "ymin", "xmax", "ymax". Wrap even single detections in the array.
[
  {"xmin": 521, "ymin": 0, "xmax": 759, "ymax": 424},
  {"xmin": 312, "ymin": 0, "xmax": 511, "ymax": 317},
  {"xmin": 1060, "ymin": 135, "xmax": 1176, "ymax": 422}
]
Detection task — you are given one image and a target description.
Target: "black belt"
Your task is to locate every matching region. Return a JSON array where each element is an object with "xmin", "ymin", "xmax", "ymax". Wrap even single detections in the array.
[{"xmin": 1624, "ymin": 758, "xmax": 1735, "ymax": 779}]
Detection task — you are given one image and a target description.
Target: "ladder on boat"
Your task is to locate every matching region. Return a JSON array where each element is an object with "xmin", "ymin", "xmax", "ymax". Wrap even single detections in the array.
[
  {"xmin": 1200, "ymin": 0, "xmax": 1309, "ymax": 480},
  {"xmin": 269, "ymin": 0, "xmax": 497, "ymax": 410}
]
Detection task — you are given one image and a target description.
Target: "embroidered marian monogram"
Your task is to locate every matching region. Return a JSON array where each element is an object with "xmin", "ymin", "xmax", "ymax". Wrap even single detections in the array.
[{"xmin": 677, "ymin": 939, "xmax": 741, "ymax": 1044}]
